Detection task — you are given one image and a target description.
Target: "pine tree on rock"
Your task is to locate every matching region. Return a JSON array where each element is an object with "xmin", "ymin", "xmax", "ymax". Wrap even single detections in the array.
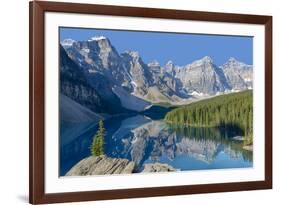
[{"xmin": 91, "ymin": 120, "xmax": 106, "ymax": 156}]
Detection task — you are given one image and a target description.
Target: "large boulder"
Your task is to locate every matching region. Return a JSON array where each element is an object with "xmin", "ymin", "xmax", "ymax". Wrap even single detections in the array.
[{"xmin": 66, "ymin": 155, "xmax": 135, "ymax": 176}]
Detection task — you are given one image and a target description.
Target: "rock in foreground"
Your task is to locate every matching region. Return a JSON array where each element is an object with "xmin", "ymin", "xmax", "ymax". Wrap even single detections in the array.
[
  {"xmin": 243, "ymin": 145, "xmax": 253, "ymax": 151},
  {"xmin": 142, "ymin": 163, "xmax": 177, "ymax": 172},
  {"xmin": 66, "ymin": 156, "xmax": 135, "ymax": 176}
]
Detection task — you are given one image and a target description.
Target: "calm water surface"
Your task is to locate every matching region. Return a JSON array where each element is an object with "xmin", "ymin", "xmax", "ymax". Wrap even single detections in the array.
[{"xmin": 60, "ymin": 114, "xmax": 253, "ymax": 176}]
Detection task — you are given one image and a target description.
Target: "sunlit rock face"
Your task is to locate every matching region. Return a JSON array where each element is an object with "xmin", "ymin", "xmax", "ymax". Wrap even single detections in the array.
[
  {"xmin": 174, "ymin": 56, "xmax": 230, "ymax": 95},
  {"xmin": 221, "ymin": 57, "xmax": 253, "ymax": 90}
]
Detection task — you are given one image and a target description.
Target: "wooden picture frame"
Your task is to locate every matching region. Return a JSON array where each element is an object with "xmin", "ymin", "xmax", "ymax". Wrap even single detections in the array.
[{"xmin": 29, "ymin": 1, "xmax": 272, "ymax": 204}]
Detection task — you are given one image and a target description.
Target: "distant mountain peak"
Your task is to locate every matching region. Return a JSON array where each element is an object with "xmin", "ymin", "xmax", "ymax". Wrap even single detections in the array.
[
  {"xmin": 228, "ymin": 57, "xmax": 237, "ymax": 61},
  {"xmin": 226, "ymin": 57, "xmax": 240, "ymax": 64},
  {"xmin": 201, "ymin": 56, "xmax": 213, "ymax": 63},
  {"xmin": 223, "ymin": 57, "xmax": 250, "ymax": 68},
  {"xmin": 191, "ymin": 56, "xmax": 214, "ymax": 66}
]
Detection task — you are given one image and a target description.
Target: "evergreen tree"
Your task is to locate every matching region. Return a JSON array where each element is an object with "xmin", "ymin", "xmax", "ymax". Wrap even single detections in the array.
[{"xmin": 90, "ymin": 120, "xmax": 106, "ymax": 156}]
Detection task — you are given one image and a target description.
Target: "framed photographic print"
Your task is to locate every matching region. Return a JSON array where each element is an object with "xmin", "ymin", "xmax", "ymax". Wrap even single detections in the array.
[{"xmin": 29, "ymin": 1, "xmax": 272, "ymax": 204}]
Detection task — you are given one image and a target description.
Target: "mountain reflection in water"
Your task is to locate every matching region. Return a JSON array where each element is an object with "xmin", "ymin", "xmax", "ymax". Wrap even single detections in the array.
[{"xmin": 60, "ymin": 115, "xmax": 253, "ymax": 176}]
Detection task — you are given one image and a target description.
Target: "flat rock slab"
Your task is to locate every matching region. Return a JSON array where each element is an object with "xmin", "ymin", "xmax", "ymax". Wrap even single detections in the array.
[
  {"xmin": 66, "ymin": 155, "xmax": 135, "ymax": 176},
  {"xmin": 142, "ymin": 163, "xmax": 177, "ymax": 173}
]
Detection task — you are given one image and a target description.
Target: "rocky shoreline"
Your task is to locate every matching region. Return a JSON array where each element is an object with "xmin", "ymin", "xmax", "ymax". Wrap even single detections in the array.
[{"xmin": 66, "ymin": 155, "xmax": 177, "ymax": 176}]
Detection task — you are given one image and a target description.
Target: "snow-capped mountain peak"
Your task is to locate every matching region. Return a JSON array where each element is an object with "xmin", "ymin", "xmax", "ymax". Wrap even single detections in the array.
[{"xmin": 61, "ymin": 38, "xmax": 76, "ymax": 47}]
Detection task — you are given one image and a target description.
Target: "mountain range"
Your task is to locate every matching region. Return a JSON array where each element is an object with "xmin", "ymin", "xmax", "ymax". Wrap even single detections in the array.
[{"xmin": 60, "ymin": 36, "xmax": 253, "ymax": 118}]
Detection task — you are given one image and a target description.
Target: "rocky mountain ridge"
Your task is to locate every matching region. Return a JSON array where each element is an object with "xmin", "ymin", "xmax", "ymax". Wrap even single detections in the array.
[{"xmin": 60, "ymin": 36, "xmax": 253, "ymax": 114}]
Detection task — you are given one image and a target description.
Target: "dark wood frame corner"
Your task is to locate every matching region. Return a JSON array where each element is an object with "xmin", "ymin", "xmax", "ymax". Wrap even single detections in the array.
[{"xmin": 29, "ymin": 1, "xmax": 272, "ymax": 204}]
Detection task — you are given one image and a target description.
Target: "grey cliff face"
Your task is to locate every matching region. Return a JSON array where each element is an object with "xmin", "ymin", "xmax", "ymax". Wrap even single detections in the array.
[
  {"xmin": 60, "ymin": 44, "xmax": 127, "ymax": 114},
  {"xmin": 60, "ymin": 44, "xmax": 103, "ymax": 113},
  {"xmin": 64, "ymin": 37, "xmax": 120, "ymax": 71},
  {"xmin": 175, "ymin": 56, "xmax": 230, "ymax": 95},
  {"xmin": 222, "ymin": 57, "xmax": 253, "ymax": 90},
  {"xmin": 121, "ymin": 51, "xmax": 153, "ymax": 96}
]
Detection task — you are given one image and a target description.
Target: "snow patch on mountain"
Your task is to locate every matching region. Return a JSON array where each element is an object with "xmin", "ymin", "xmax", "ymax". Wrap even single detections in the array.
[
  {"xmin": 190, "ymin": 91, "xmax": 205, "ymax": 96},
  {"xmin": 130, "ymin": 81, "xmax": 138, "ymax": 88},
  {"xmin": 61, "ymin": 38, "xmax": 76, "ymax": 47},
  {"xmin": 88, "ymin": 36, "xmax": 107, "ymax": 41}
]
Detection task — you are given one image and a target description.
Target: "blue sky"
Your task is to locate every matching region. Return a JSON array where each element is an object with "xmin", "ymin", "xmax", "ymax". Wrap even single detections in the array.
[{"xmin": 60, "ymin": 27, "xmax": 253, "ymax": 66}]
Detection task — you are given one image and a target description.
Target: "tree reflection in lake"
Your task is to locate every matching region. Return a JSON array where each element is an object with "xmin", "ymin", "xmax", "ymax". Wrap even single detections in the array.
[{"xmin": 60, "ymin": 115, "xmax": 253, "ymax": 176}]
